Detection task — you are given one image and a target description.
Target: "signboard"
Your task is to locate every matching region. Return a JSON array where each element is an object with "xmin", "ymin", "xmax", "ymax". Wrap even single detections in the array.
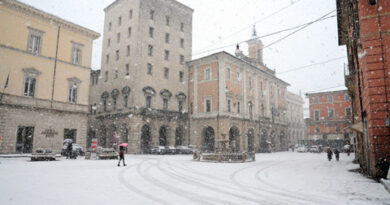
[
  {"xmin": 91, "ymin": 138, "xmax": 98, "ymax": 153},
  {"xmin": 41, "ymin": 128, "xmax": 58, "ymax": 138}
]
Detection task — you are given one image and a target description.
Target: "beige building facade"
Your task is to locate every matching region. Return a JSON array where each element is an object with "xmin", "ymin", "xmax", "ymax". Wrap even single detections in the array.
[
  {"xmin": 286, "ymin": 91, "xmax": 305, "ymax": 147},
  {"xmin": 188, "ymin": 36, "xmax": 289, "ymax": 153},
  {"xmin": 0, "ymin": 0, "xmax": 99, "ymax": 153},
  {"xmin": 88, "ymin": 0, "xmax": 193, "ymax": 153}
]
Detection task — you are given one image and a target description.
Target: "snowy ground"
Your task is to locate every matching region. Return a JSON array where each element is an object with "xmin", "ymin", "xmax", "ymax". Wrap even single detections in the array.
[{"xmin": 0, "ymin": 152, "xmax": 389, "ymax": 205}]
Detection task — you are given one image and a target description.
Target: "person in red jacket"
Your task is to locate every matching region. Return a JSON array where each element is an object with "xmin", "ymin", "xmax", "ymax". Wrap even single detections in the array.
[{"xmin": 118, "ymin": 146, "xmax": 126, "ymax": 167}]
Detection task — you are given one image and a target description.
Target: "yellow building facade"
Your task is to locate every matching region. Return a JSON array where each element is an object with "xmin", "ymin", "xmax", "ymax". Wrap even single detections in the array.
[{"xmin": 0, "ymin": 0, "xmax": 99, "ymax": 153}]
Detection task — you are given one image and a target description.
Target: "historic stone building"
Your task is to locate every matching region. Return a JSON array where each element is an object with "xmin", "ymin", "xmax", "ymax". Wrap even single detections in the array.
[
  {"xmin": 286, "ymin": 91, "xmax": 305, "ymax": 147},
  {"xmin": 0, "ymin": 0, "xmax": 99, "ymax": 153},
  {"xmin": 88, "ymin": 0, "xmax": 193, "ymax": 153},
  {"xmin": 305, "ymin": 90, "xmax": 353, "ymax": 148},
  {"xmin": 337, "ymin": 0, "xmax": 390, "ymax": 177},
  {"xmin": 187, "ymin": 35, "xmax": 289, "ymax": 153}
]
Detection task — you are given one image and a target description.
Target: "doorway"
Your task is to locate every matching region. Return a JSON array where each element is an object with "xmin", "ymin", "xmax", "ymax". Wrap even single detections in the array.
[{"xmin": 16, "ymin": 127, "xmax": 34, "ymax": 153}]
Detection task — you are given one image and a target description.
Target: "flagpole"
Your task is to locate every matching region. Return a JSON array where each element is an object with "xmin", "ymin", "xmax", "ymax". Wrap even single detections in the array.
[{"xmin": 0, "ymin": 72, "xmax": 10, "ymax": 102}]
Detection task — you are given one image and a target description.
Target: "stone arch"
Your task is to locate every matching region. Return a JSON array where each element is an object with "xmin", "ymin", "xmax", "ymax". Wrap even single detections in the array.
[
  {"xmin": 141, "ymin": 124, "xmax": 152, "ymax": 153},
  {"xmin": 229, "ymin": 126, "xmax": 240, "ymax": 152},
  {"xmin": 202, "ymin": 126, "xmax": 215, "ymax": 152},
  {"xmin": 248, "ymin": 128, "xmax": 255, "ymax": 152},
  {"xmin": 175, "ymin": 126, "xmax": 185, "ymax": 146},
  {"xmin": 159, "ymin": 126, "xmax": 170, "ymax": 146}
]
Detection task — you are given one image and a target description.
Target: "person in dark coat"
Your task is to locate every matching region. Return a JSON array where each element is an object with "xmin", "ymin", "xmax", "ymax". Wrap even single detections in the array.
[
  {"xmin": 334, "ymin": 149, "xmax": 340, "ymax": 161},
  {"xmin": 66, "ymin": 142, "xmax": 73, "ymax": 159},
  {"xmin": 118, "ymin": 146, "xmax": 126, "ymax": 167},
  {"xmin": 327, "ymin": 147, "xmax": 333, "ymax": 161},
  {"xmin": 375, "ymin": 158, "xmax": 390, "ymax": 179}
]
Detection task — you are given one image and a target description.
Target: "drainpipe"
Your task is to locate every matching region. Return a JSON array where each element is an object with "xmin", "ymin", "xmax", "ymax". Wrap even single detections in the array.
[{"xmin": 50, "ymin": 25, "xmax": 61, "ymax": 109}]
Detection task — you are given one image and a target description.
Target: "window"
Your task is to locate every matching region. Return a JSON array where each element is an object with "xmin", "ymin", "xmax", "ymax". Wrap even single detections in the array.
[
  {"xmin": 163, "ymin": 98, "xmax": 168, "ymax": 110},
  {"xmin": 118, "ymin": 16, "xmax": 122, "ymax": 26},
  {"xmin": 315, "ymin": 127, "xmax": 320, "ymax": 133},
  {"xmin": 128, "ymin": 27, "xmax": 132, "ymax": 38},
  {"xmin": 205, "ymin": 98, "xmax": 211, "ymax": 112},
  {"xmin": 345, "ymin": 94, "xmax": 350, "ymax": 101},
  {"xmin": 237, "ymin": 101, "xmax": 241, "ymax": 113},
  {"xmin": 249, "ymin": 102, "xmax": 253, "ymax": 119},
  {"xmin": 147, "ymin": 63, "xmax": 153, "ymax": 75},
  {"xmin": 180, "ymin": 55, "xmax": 184, "ymax": 65},
  {"xmin": 227, "ymin": 99, "xmax": 231, "ymax": 112},
  {"xmin": 314, "ymin": 110, "xmax": 319, "ymax": 121},
  {"xmin": 150, "ymin": 10, "xmax": 154, "ymax": 20},
  {"xmin": 190, "ymin": 102, "xmax": 193, "ymax": 114},
  {"xmin": 148, "ymin": 45, "xmax": 153, "ymax": 56},
  {"xmin": 24, "ymin": 77, "xmax": 36, "ymax": 97},
  {"xmin": 107, "ymin": 38, "xmax": 111, "ymax": 47},
  {"xmin": 93, "ymin": 103, "xmax": 97, "ymax": 114},
  {"xmin": 149, "ymin": 27, "xmax": 154, "ymax": 38},
  {"xmin": 129, "ymin": 9, "xmax": 133, "ymax": 19},
  {"xmin": 179, "ymin": 71, "xmax": 184, "ymax": 83},
  {"xmin": 164, "ymin": 50, "xmax": 169, "ymax": 61},
  {"xmin": 68, "ymin": 84, "xmax": 78, "ymax": 103},
  {"xmin": 205, "ymin": 68, "xmax": 211, "ymax": 80},
  {"xmin": 249, "ymin": 76, "xmax": 252, "ymax": 89},
  {"xmin": 105, "ymin": 71, "xmax": 108, "ymax": 82},
  {"xmin": 180, "ymin": 22, "xmax": 184, "ymax": 32},
  {"xmin": 124, "ymin": 95, "xmax": 128, "ymax": 108},
  {"xmin": 108, "ymin": 22, "xmax": 112, "ymax": 31},
  {"xmin": 27, "ymin": 27, "xmax": 43, "ymax": 54},
  {"xmin": 71, "ymin": 42, "xmax": 82, "ymax": 65},
  {"xmin": 237, "ymin": 72, "xmax": 241, "ymax": 81},
  {"xmin": 106, "ymin": 54, "xmax": 109, "ymax": 64},
  {"xmin": 103, "ymin": 98, "xmax": 107, "ymax": 112},
  {"xmin": 328, "ymin": 96, "xmax": 333, "ymax": 103},
  {"xmin": 125, "ymin": 64, "xmax": 130, "ymax": 76},
  {"xmin": 146, "ymin": 96, "xmax": 152, "ymax": 108},
  {"xmin": 126, "ymin": 45, "xmax": 130, "ymax": 56},
  {"xmin": 164, "ymin": 67, "xmax": 169, "ymax": 79},
  {"xmin": 163, "ymin": 33, "xmax": 170, "ymax": 44},
  {"xmin": 178, "ymin": 100, "xmax": 183, "ymax": 112},
  {"xmin": 165, "ymin": 16, "xmax": 170, "ymax": 26},
  {"xmin": 346, "ymin": 107, "xmax": 352, "ymax": 117},
  {"xmin": 227, "ymin": 67, "xmax": 231, "ymax": 80},
  {"xmin": 114, "ymin": 68, "xmax": 118, "ymax": 79},
  {"xmin": 116, "ymin": 50, "xmax": 119, "ymax": 61},
  {"xmin": 260, "ymin": 81, "xmax": 263, "ymax": 97},
  {"xmin": 117, "ymin": 33, "xmax": 120, "ymax": 43},
  {"xmin": 336, "ymin": 126, "xmax": 341, "ymax": 133},
  {"xmin": 180, "ymin": 38, "xmax": 184, "ymax": 48},
  {"xmin": 313, "ymin": 97, "xmax": 319, "ymax": 104},
  {"xmin": 328, "ymin": 108, "xmax": 334, "ymax": 118}
]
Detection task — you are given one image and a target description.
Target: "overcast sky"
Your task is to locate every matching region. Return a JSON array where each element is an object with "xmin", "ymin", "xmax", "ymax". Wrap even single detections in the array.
[{"xmin": 18, "ymin": 0, "xmax": 347, "ymax": 113}]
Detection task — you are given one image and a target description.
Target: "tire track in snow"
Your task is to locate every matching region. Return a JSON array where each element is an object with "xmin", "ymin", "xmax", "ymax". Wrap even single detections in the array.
[
  {"xmin": 160, "ymin": 159, "xmax": 265, "ymax": 204},
  {"xmin": 118, "ymin": 159, "xmax": 171, "ymax": 205},
  {"xmin": 254, "ymin": 161, "xmax": 336, "ymax": 205},
  {"xmin": 139, "ymin": 159, "xmax": 224, "ymax": 205}
]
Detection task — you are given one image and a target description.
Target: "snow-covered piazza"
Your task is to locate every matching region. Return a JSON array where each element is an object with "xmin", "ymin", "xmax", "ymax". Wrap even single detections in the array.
[{"xmin": 1, "ymin": 152, "xmax": 389, "ymax": 205}]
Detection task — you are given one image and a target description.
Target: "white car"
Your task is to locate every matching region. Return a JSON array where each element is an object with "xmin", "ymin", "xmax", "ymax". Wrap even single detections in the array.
[{"xmin": 297, "ymin": 146, "xmax": 308, "ymax": 153}]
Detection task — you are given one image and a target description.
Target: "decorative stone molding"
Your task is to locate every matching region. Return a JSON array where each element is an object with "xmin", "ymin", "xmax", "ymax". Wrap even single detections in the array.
[
  {"xmin": 176, "ymin": 92, "xmax": 187, "ymax": 100},
  {"xmin": 101, "ymin": 91, "xmax": 109, "ymax": 99},
  {"xmin": 67, "ymin": 77, "xmax": 81, "ymax": 84},
  {"xmin": 111, "ymin": 89, "xmax": 119, "ymax": 99},
  {"xmin": 142, "ymin": 86, "xmax": 156, "ymax": 96},
  {"xmin": 121, "ymin": 86, "xmax": 131, "ymax": 96}
]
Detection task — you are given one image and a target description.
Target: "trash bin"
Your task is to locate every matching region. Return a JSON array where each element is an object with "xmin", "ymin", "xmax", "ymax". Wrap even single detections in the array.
[{"xmin": 85, "ymin": 151, "xmax": 91, "ymax": 160}]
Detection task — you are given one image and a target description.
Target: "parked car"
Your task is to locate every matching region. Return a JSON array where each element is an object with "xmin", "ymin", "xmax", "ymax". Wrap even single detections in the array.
[
  {"xmin": 297, "ymin": 146, "xmax": 308, "ymax": 153},
  {"xmin": 150, "ymin": 146, "xmax": 167, "ymax": 155},
  {"xmin": 72, "ymin": 144, "xmax": 85, "ymax": 156},
  {"xmin": 309, "ymin": 145, "xmax": 320, "ymax": 153},
  {"xmin": 165, "ymin": 146, "xmax": 176, "ymax": 154},
  {"xmin": 175, "ymin": 146, "xmax": 193, "ymax": 154}
]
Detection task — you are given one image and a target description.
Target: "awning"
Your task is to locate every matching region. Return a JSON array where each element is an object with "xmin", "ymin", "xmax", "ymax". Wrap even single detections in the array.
[{"xmin": 347, "ymin": 122, "xmax": 363, "ymax": 133}]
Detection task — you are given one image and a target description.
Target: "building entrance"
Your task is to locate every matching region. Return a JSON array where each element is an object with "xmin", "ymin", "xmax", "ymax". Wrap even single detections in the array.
[{"xmin": 16, "ymin": 126, "xmax": 34, "ymax": 153}]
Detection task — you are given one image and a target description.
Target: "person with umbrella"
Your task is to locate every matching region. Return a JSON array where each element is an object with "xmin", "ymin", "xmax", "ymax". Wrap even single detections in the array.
[{"xmin": 118, "ymin": 143, "xmax": 127, "ymax": 167}]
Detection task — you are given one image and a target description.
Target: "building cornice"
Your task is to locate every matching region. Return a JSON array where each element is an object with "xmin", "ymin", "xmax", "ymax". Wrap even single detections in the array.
[{"xmin": 1, "ymin": 0, "xmax": 100, "ymax": 39}]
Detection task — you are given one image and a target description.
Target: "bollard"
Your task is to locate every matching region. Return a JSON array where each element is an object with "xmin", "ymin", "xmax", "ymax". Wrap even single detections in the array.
[
  {"xmin": 218, "ymin": 152, "xmax": 222, "ymax": 162},
  {"xmin": 242, "ymin": 153, "xmax": 246, "ymax": 162}
]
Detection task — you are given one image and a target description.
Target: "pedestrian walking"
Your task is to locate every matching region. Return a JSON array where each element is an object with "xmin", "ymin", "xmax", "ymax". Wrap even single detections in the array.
[
  {"xmin": 67, "ymin": 142, "xmax": 73, "ymax": 159},
  {"xmin": 327, "ymin": 147, "xmax": 333, "ymax": 161},
  {"xmin": 118, "ymin": 146, "xmax": 126, "ymax": 167},
  {"xmin": 334, "ymin": 149, "xmax": 340, "ymax": 161}
]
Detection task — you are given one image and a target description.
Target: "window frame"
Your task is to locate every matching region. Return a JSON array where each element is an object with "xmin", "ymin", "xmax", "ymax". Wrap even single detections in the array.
[{"xmin": 27, "ymin": 27, "xmax": 44, "ymax": 55}]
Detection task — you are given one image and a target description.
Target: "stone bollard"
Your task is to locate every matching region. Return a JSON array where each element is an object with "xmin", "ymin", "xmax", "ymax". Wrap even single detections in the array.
[
  {"xmin": 218, "ymin": 152, "xmax": 222, "ymax": 162},
  {"xmin": 197, "ymin": 151, "xmax": 201, "ymax": 161},
  {"xmin": 242, "ymin": 153, "xmax": 246, "ymax": 162}
]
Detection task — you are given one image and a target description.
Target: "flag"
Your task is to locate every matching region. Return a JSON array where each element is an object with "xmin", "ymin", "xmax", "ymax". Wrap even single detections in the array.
[{"xmin": 4, "ymin": 73, "xmax": 9, "ymax": 89}]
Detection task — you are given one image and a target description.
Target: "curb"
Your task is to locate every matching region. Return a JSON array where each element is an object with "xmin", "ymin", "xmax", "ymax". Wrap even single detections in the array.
[
  {"xmin": 380, "ymin": 179, "xmax": 390, "ymax": 194},
  {"xmin": 0, "ymin": 154, "xmax": 32, "ymax": 158}
]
